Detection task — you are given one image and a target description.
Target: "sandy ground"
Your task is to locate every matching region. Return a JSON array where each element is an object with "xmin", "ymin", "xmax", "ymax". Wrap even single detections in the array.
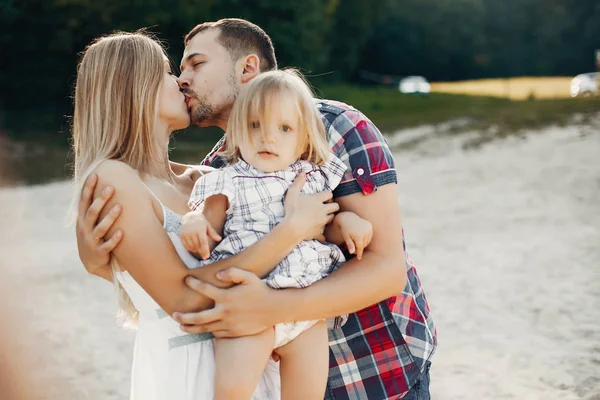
[{"xmin": 0, "ymin": 122, "xmax": 599, "ymax": 399}]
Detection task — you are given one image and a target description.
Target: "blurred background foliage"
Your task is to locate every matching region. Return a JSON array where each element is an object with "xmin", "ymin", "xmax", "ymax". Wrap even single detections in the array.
[{"xmin": 1, "ymin": 0, "xmax": 599, "ymax": 132}]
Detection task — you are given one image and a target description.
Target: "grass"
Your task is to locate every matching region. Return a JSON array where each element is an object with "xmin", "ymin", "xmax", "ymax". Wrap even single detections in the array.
[
  {"xmin": 430, "ymin": 77, "xmax": 573, "ymax": 100},
  {"xmin": 317, "ymin": 83, "xmax": 600, "ymax": 134}
]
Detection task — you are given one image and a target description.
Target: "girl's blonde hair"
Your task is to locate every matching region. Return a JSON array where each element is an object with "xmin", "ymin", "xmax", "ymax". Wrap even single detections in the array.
[
  {"xmin": 223, "ymin": 69, "xmax": 330, "ymax": 165},
  {"xmin": 71, "ymin": 31, "xmax": 169, "ymax": 324}
]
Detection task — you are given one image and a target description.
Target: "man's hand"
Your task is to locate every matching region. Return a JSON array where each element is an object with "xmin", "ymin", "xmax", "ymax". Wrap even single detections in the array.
[
  {"xmin": 284, "ymin": 173, "xmax": 339, "ymax": 242},
  {"xmin": 334, "ymin": 212, "xmax": 373, "ymax": 260},
  {"xmin": 172, "ymin": 268, "xmax": 278, "ymax": 338},
  {"xmin": 76, "ymin": 174, "xmax": 124, "ymax": 274},
  {"xmin": 180, "ymin": 211, "xmax": 222, "ymax": 259}
]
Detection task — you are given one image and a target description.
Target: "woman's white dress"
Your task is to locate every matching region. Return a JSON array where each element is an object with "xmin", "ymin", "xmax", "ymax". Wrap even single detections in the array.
[{"xmin": 114, "ymin": 204, "xmax": 281, "ymax": 400}]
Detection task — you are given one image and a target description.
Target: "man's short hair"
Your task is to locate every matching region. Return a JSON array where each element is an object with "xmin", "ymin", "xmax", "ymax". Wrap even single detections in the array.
[{"xmin": 185, "ymin": 18, "xmax": 277, "ymax": 72}]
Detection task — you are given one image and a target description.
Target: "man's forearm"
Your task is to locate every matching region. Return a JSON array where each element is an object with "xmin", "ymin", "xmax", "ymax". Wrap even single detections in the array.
[{"xmin": 275, "ymin": 251, "xmax": 407, "ymax": 323}]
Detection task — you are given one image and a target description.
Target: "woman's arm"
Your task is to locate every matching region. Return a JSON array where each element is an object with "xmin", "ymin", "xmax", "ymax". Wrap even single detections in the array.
[
  {"xmin": 94, "ymin": 161, "xmax": 213, "ymax": 315},
  {"xmin": 92, "ymin": 162, "xmax": 338, "ymax": 315}
]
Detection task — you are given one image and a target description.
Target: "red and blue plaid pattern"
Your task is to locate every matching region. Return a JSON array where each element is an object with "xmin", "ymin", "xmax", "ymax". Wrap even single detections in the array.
[{"xmin": 201, "ymin": 99, "xmax": 437, "ymax": 399}]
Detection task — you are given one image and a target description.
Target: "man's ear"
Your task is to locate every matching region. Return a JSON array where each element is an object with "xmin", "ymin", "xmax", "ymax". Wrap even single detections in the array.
[{"xmin": 240, "ymin": 54, "xmax": 260, "ymax": 83}]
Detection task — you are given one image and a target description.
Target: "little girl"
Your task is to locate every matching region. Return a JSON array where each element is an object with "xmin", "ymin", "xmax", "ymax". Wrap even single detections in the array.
[{"xmin": 180, "ymin": 69, "xmax": 373, "ymax": 399}]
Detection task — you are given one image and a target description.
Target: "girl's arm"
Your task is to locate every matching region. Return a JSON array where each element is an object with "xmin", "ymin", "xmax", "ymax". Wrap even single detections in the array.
[
  {"xmin": 93, "ymin": 161, "xmax": 335, "ymax": 314},
  {"xmin": 324, "ymin": 211, "xmax": 373, "ymax": 260}
]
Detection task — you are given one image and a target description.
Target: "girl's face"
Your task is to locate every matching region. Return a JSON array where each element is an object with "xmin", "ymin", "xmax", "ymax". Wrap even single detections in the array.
[
  {"xmin": 158, "ymin": 58, "xmax": 190, "ymax": 134},
  {"xmin": 239, "ymin": 96, "xmax": 307, "ymax": 173}
]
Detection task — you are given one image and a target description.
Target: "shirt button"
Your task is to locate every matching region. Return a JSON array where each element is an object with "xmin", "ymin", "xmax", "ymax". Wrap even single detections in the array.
[{"xmin": 357, "ymin": 168, "xmax": 365, "ymax": 176}]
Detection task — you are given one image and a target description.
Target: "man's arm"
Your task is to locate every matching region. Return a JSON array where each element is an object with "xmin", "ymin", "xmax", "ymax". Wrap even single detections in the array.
[
  {"xmin": 173, "ymin": 183, "xmax": 407, "ymax": 336},
  {"xmin": 173, "ymin": 106, "xmax": 407, "ymax": 337},
  {"xmin": 275, "ymin": 184, "xmax": 406, "ymax": 321}
]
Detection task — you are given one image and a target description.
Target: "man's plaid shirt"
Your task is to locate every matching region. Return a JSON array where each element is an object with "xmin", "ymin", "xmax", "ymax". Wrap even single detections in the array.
[{"xmin": 201, "ymin": 99, "xmax": 437, "ymax": 399}]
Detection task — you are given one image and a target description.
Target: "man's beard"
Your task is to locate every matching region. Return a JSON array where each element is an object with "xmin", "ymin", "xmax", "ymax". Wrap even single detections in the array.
[
  {"xmin": 184, "ymin": 72, "xmax": 238, "ymax": 126},
  {"xmin": 187, "ymin": 91, "xmax": 215, "ymax": 126}
]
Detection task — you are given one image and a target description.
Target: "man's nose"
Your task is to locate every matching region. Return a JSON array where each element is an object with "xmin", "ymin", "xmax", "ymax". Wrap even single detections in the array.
[{"xmin": 177, "ymin": 74, "xmax": 189, "ymax": 90}]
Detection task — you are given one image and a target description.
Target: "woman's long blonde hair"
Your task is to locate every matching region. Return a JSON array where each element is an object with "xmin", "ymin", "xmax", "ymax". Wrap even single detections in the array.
[
  {"xmin": 71, "ymin": 31, "xmax": 169, "ymax": 324},
  {"xmin": 223, "ymin": 69, "xmax": 330, "ymax": 165}
]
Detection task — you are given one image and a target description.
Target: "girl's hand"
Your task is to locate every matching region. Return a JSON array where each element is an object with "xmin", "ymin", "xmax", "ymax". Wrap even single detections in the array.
[
  {"xmin": 334, "ymin": 212, "xmax": 373, "ymax": 260},
  {"xmin": 283, "ymin": 173, "xmax": 339, "ymax": 242},
  {"xmin": 180, "ymin": 211, "xmax": 222, "ymax": 259}
]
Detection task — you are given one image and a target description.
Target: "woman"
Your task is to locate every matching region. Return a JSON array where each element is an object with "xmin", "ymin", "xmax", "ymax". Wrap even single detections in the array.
[{"xmin": 71, "ymin": 32, "xmax": 334, "ymax": 399}]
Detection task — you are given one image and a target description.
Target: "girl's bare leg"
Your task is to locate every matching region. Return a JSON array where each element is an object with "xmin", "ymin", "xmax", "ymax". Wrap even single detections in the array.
[
  {"xmin": 275, "ymin": 321, "xmax": 329, "ymax": 400},
  {"xmin": 214, "ymin": 328, "xmax": 274, "ymax": 400}
]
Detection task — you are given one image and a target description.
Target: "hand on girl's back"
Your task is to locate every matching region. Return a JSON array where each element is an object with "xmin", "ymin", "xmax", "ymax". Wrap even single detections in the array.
[{"xmin": 180, "ymin": 211, "xmax": 222, "ymax": 260}]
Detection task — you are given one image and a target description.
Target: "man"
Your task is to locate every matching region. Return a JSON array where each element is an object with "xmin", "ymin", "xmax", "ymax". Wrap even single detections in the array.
[{"xmin": 77, "ymin": 18, "xmax": 436, "ymax": 399}]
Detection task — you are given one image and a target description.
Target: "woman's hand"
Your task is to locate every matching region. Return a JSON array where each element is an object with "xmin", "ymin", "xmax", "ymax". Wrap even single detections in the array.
[
  {"xmin": 76, "ymin": 174, "xmax": 124, "ymax": 275},
  {"xmin": 283, "ymin": 173, "xmax": 339, "ymax": 242}
]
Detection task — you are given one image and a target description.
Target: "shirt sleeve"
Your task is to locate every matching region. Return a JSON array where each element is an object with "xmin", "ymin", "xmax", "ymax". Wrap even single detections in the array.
[
  {"xmin": 319, "ymin": 153, "xmax": 347, "ymax": 191},
  {"xmin": 188, "ymin": 169, "xmax": 236, "ymax": 211},
  {"xmin": 328, "ymin": 109, "xmax": 397, "ymax": 198}
]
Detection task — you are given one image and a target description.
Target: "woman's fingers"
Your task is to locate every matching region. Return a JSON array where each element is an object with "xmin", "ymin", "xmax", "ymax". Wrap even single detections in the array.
[
  {"xmin": 78, "ymin": 174, "xmax": 97, "ymax": 221},
  {"xmin": 92, "ymin": 204, "xmax": 122, "ymax": 241},
  {"xmin": 99, "ymin": 230, "xmax": 124, "ymax": 253},
  {"xmin": 84, "ymin": 186, "xmax": 114, "ymax": 233}
]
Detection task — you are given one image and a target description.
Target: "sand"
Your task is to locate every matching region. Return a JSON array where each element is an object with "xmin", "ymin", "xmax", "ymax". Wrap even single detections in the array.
[{"xmin": 0, "ymin": 122, "xmax": 599, "ymax": 399}]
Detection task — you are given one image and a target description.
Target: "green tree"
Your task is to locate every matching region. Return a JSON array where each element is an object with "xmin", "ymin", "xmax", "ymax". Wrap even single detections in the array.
[
  {"xmin": 209, "ymin": 0, "xmax": 340, "ymax": 73},
  {"xmin": 327, "ymin": 0, "xmax": 388, "ymax": 80}
]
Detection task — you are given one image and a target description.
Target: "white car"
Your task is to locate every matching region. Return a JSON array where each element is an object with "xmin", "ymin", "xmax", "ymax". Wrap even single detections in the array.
[
  {"xmin": 570, "ymin": 73, "xmax": 600, "ymax": 97},
  {"xmin": 399, "ymin": 76, "xmax": 431, "ymax": 95}
]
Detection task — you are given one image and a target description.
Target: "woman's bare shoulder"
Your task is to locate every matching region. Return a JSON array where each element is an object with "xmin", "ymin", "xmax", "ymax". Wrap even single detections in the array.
[
  {"xmin": 91, "ymin": 160, "xmax": 148, "ymax": 201},
  {"xmin": 93, "ymin": 159, "xmax": 137, "ymax": 179},
  {"xmin": 91, "ymin": 160, "xmax": 162, "ymax": 222}
]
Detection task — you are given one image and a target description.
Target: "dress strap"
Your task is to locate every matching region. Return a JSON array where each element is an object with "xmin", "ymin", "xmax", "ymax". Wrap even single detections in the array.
[{"xmin": 138, "ymin": 179, "xmax": 169, "ymax": 229}]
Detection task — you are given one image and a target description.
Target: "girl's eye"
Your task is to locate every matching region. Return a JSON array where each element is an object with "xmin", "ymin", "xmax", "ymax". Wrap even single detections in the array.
[
  {"xmin": 281, "ymin": 125, "xmax": 291, "ymax": 132},
  {"xmin": 251, "ymin": 121, "xmax": 260, "ymax": 129}
]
